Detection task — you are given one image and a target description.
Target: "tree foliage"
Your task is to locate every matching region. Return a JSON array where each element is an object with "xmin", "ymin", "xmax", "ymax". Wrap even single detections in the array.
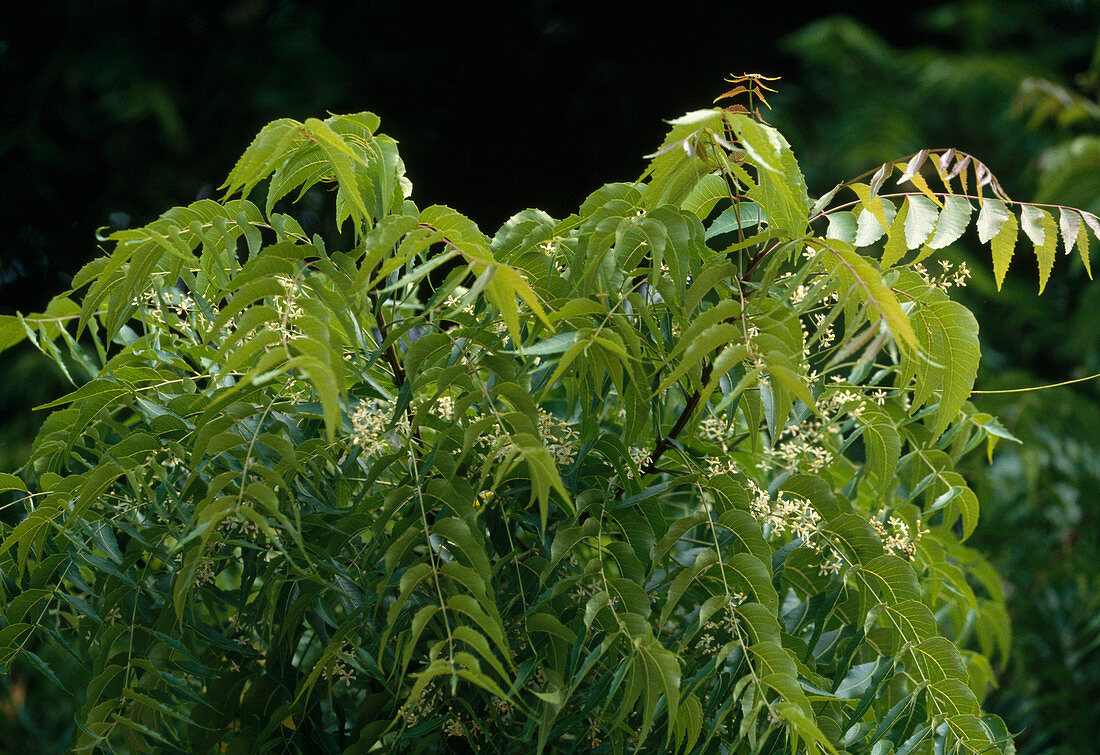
[
  {"xmin": 3, "ymin": 78, "xmax": 1085, "ymax": 752},
  {"xmin": 772, "ymin": 15, "xmax": 1100, "ymax": 750}
]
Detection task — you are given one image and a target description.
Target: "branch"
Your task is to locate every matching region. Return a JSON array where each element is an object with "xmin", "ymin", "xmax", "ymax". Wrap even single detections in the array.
[
  {"xmin": 641, "ymin": 360, "xmax": 713, "ymax": 475},
  {"xmin": 368, "ymin": 289, "xmax": 406, "ymax": 389}
]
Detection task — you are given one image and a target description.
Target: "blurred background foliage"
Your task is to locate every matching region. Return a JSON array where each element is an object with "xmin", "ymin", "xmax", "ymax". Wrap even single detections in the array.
[
  {"xmin": 2, "ymin": 1, "xmax": 1100, "ymax": 751},
  {"xmin": 769, "ymin": 5, "xmax": 1100, "ymax": 751}
]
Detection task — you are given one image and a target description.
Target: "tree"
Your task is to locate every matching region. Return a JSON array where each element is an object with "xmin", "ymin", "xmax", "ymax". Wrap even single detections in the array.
[{"xmin": 3, "ymin": 77, "xmax": 1082, "ymax": 752}]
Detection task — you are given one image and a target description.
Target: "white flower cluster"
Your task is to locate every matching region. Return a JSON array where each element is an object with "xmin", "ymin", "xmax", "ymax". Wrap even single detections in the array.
[
  {"xmin": 695, "ymin": 591, "xmax": 748, "ymax": 653},
  {"xmin": 743, "ymin": 322, "xmax": 766, "ymax": 369},
  {"xmin": 818, "ymin": 551, "xmax": 844, "ymax": 576},
  {"xmin": 491, "ymin": 696, "xmax": 514, "ymax": 718},
  {"xmin": 399, "ymin": 679, "xmax": 442, "ymax": 728},
  {"xmin": 790, "ymin": 283, "xmax": 811, "ymax": 305},
  {"xmin": 442, "ymin": 712, "xmax": 482, "ymax": 739},
  {"xmin": 706, "ymin": 456, "xmax": 741, "ymax": 476},
  {"xmin": 323, "ymin": 643, "xmax": 357, "ymax": 686},
  {"xmin": 699, "ymin": 416, "xmax": 743, "ymax": 475},
  {"xmin": 540, "ymin": 237, "xmax": 570, "ymax": 276},
  {"xmin": 349, "ymin": 401, "xmax": 409, "ymax": 456},
  {"xmin": 869, "ymin": 514, "xmax": 924, "ymax": 560},
  {"xmin": 538, "ymin": 409, "xmax": 579, "ymax": 466},
  {"xmin": 759, "ymin": 383, "xmax": 870, "ymax": 474},
  {"xmin": 747, "ymin": 483, "xmax": 844, "ymax": 576},
  {"xmin": 699, "ymin": 415, "xmax": 730, "ymax": 447},
  {"xmin": 914, "ymin": 259, "xmax": 972, "ymax": 292},
  {"xmin": 216, "ymin": 514, "xmax": 261, "ymax": 540},
  {"xmin": 587, "ymin": 718, "xmax": 604, "ymax": 749},
  {"xmin": 477, "ymin": 408, "xmax": 578, "ymax": 467},
  {"xmin": 783, "ymin": 277, "xmax": 839, "ymax": 354},
  {"xmin": 267, "ymin": 274, "xmax": 305, "ymax": 342},
  {"xmin": 804, "ymin": 311, "xmax": 836, "ymax": 351},
  {"xmin": 624, "ymin": 446, "xmax": 650, "ymax": 478},
  {"xmin": 194, "ymin": 559, "xmax": 217, "ymax": 586},
  {"xmin": 429, "ymin": 395, "xmax": 455, "ymax": 421},
  {"xmin": 569, "ymin": 578, "xmax": 603, "ymax": 601},
  {"xmin": 749, "ymin": 485, "xmax": 821, "ymax": 541},
  {"xmin": 442, "ymin": 294, "xmax": 475, "ymax": 316},
  {"xmin": 132, "ymin": 285, "xmax": 233, "ymax": 336}
]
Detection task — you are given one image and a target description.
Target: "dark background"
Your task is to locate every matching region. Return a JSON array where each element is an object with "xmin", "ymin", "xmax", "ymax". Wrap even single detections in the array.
[
  {"xmin": 1, "ymin": 0, "xmax": 945, "ymax": 316},
  {"xmin": 5, "ymin": 1, "xmax": 1100, "ymax": 751}
]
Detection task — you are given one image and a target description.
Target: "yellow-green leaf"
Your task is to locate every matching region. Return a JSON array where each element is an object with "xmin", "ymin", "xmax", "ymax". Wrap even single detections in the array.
[{"xmin": 989, "ymin": 211, "xmax": 1018, "ymax": 290}]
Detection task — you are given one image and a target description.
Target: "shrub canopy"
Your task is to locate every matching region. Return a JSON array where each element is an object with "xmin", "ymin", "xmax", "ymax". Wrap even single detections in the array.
[{"xmin": 5, "ymin": 79, "xmax": 1084, "ymax": 751}]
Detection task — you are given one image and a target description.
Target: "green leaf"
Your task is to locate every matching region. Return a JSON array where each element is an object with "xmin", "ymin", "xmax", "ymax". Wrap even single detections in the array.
[
  {"xmin": 0, "ymin": 315, "xmax": 27, "ymax": 353},
  {"xmin": 526, "ymin": 612, "xmax": 576, "ymax": 644},
  {"xmin": 641, "ymin": 109, "xmax": 725, "ymax": 210},
  {"xmin": 715, "ymin": 509, "xmax": 773, "ymax": 566},
  {"xmin": 819, "ymin": 240, "xmax": 918, "ymax": 351},
  {"xmin": 855, "ymin": 197, "xmax": 897, "ymax": 247},
  {"xmin": 989, "ymin": 210, "xmax": 1018, "ymax": 290},
  {"xmin": 512, "ymin": 432, "xmax": 572, "ymax": 527},
  {"xmin": 927, "ymin": 677, "xmax": 981, "ymax": 717},
  {"xmin": 1059, "ymin": 207, "xmax": 1081, "ymax": 257},
  {"xmin": 0, "ymin": 473, "xmax": 27, "ymax": 494},
  {"xmin": 726, "ymin": 552, "xmax": 779, "ymax": 613},
  {"xmin": 658, "ymin": 326, "xmax": 745, "ymax": 393},
  {"xmin": 674, "ymin": 693, "xmax": 704, "ymax": 752},
  {"xmin": 733, "ymin": 602, "xmax": 782, "ymax": 645},
  {"xmin": 726, "ymin": 112, "xmax": 810, "ymax": 238},
  {"xmin": 515, "ymin": 330, "xmax": 581, "ymax": 357},
  {"xmin": 824, "ymin": 513, "xmax": 885, "ymax": 563},
  {"xmin": 826, "ymin": 211, "xmax": 857, "ymax": 244},
  {"xmin": 707, "ymin": 203, "xmax": 765, "ymax": 239},
  {"xmin": 495, "ymin": 263, "xmax": 553, "ymax": 330},
  {"xmin": 636, "ymin": 643, "xmax": 681, "ymax": 743},
  {"xmin": 909, "ymin": 637, "xmax": 967, "ymax": 683},
  {"xmin": 903, "ymin": 195, "xmax": 939, "ymax": 250},
  {"xmin": 932, "ymin": 471, "xmax": 980, "ymax": 541},
  {"xmin": 875, "ymin": 599, "xmax": 937, "ymax": 646},
  {"xmin": 860, "ymin": 554, "xmax": 921, "ymax": 606},
  {"xmin": 681, "ymin": 172, "xmax": 730, "ymax": 217},
  {"xmin": 1020, "ymin": 204, "xmax": 1046, "ymax": 248},
  {"xmin": 858, "ymin": 406, "xmax": 901, "ymax": 500},
  {"xmin": 1023, "ymin": 206, "xmax": 1058, "ymax": 293},
  {"xmin": 976, "ymin": 198, "xmax": 1011, "ymax": 244},
  {"xmin": 659, "ymin": 549, "xmax": 718, "ymax": 625},
  {"xmin": 291, "ymin": 355, "xmax": 342, "ymax": 442},
  {"xmin": 926, "ymin": 196, "xmax": 973, "ymax": 250},
  {"xmin": 1077, "ymin": 217, "xmax": 1092, "ymax": 278},
  {"xmin": 775, "ymin": 701, "xmax": 839, "ymax": 755},
  {"xmin": 304, "ymin": 117, "xmax": 372, "ymax": 233},
  {"xmin": 896, "ymin": 273, "xmax": 981, "ymax": 440},
  {"xmin": 879, "ymin": 196, "xmax": 910, "ymax": 268},
  {"xmin": 221, "ymin": 118, "xmax": 303, "ymax": 198}
]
